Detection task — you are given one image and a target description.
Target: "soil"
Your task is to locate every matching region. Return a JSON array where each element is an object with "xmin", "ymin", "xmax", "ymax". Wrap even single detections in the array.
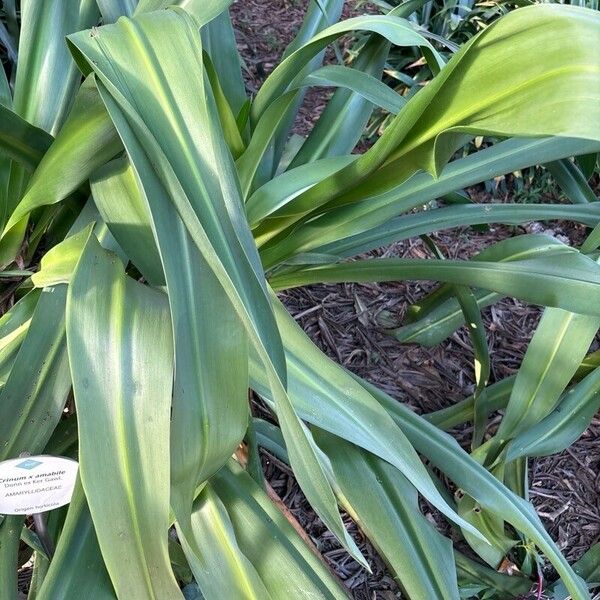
[{"xmin": 231, "ymin": 1, "xmax": 600, "ymax": 598}]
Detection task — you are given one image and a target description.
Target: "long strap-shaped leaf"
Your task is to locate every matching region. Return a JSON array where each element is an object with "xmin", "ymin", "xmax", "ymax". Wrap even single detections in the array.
[
  {"xmin": 0, "ymin": 0, "xmax": 101, "ymax": 265},
  {"xmin": 496, "ymin": 307, "xmax": 600, "ymax": 441},
  {"xmin": 353, "ymin": 379, "xmax": 590, "ymax": 600},
  {"xmin": 259, "ymin": 137, "xmax": 600, "ymax": 266},
  {"xmin": 0, "ymin": 286, "xmax": 71, "ymax": 462},
  {"xmin": 178, "ymin": 486, "xmax": 271, "ymax": 600},
  {"xmin": 269, "ymin": 244, "xmax": 600, "ymax": 317},
  {"xmin": 99, "ymin": 126, "xmax": 250, "ymax": 522},
  {"xmin": 258, "ymin": 6, "xmax": 600, "ymax": 264},
  {"xmin": 237, "ymin": 67, "xmax": 406, "ymax": 198},
  {"xmin": 249, "ymin": 321, "xmax": 589, "ymax": 598},
  {"xmin": 258, "ymin": 0, "xmax": 344, "ymax": 178},
  {"xmin": 506, "ymin": 364, "xmax": 600, "ymax": 462},
  {"xmin": 0, "ymin": 515, "xmax": 22, "ymax": 599},
  {"xmin": 315, "ymin": 431, "xmax": 460, "ymax": 600},
  {"xmin": 247, "ymin": 155, "xmax": 357, "ymax": 229},
  {"xmin": 553, "ymin": 543, "xmax": 600, "ymax": 600},
  {"xmin": 211, "ymin": 462, "xmax": 348, "ymax": 599},
  {"xmin": 287, "ymin": 36, "xmax": 392, "ymax": 170},
  {"xmin": 317, "ymin": 201, "xmax": 600, "ymax": 260},
  {"xmin": 286, "ymin": 1, "xmax": 429, "ymax": 170},
  {"xmin": 97, "ymin": 0, "xmax": 137, "ymax": 23},
  {"xmin": 251, "ymin": 295, "xmax": 486, "ymax": 540},
  {"xmin": 4, "ymin": 76, "xmax": 122, "ymax": 234},
  {"xmin": 91, "ymin": 159, "xmax": 247, "ymax": 517},
  {"xmin": 382, "ymin": 234, "xmax": 582, "ymax": 347},
  {"xmin": 134, "ymin": 0, "xmax": 233, "ymax": 25},
  {"xmin": 12, "ymin": 0, "xmax": 99, "ymax": 136},
  {"xmin": 68, "ymin": 10, "xmax": 368, "ymax": 565},
  {"xmin": 252, "ymin": 15, "xmax": 442, "ymax": 121},
  {"xmin": 200, "ymin": 9, "xmax": 246, "ymax": 117},
  {"xmin": 0, "ymin": 289, "xmax": 40, "ymax": 386},
  {"xmin": 37, "ymin": 480, "xmax": 116, "ymax": 600},
  {"xmin": 66, "ymin": 233, "xmax": 181, "ymax": 599},
  {"xmin": 90, "ymin": 158, "xmax": 165, "ymax": 286},
  {"xmin": 0, "ymin": 105, "xmax": 52, "ymax": 172},
  {"xmin": 68, "ymin": 9, "xmax": 286, "ymax": 382},
  {"xmin": 547, "ymin": 158, "xmax": 599, "ymax": 204}
]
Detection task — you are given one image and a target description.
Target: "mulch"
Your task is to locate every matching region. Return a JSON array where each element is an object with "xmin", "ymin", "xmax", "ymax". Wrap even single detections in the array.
[{"xmin": 231, "ymin": 1, "xmax": 600, "ymax": 598}]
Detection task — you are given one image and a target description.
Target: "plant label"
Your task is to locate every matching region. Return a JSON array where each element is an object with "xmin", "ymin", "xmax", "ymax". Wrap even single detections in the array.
[{"xmin": 0, "ymin": 455, "xmax": 78, "ymax": 515}]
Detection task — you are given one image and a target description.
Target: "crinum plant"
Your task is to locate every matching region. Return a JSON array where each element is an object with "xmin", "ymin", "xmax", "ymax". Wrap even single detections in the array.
[{"xmin": 0, "ymin": 1, "xmax": 600, "ymax": 598}]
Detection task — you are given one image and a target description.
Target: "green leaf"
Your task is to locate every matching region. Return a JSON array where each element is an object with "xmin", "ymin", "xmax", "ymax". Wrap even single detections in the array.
[
  {"xmin": 319, "ymin": 201, "xmax": 600, "ymax": 261},
  {"xmin": 389, "ymin": 288, "xmax": 501, "ymax": 348},
  {"xmin": 505, "ymin": 365, "xmax": 600, "ymax": 461},
  {"xmin": 456, "ymin": 493, "xmax": 517, "ymax": 568},
  {"xmin": 385, "ymin": 5, "xmax": 600, "ymax": 175},
  {"xmin": 259, "ymin": 4, "xmax": 600, "ymax": 264},
  {"xmin": 0, "ymin": 0, "xmax": 101, "ymax": 265},
  {"xmin": 270, "ymin": 241, "xmax": 600, "ymax": 317},
  {"xmin": 0, "ymin": 289, "xmax": 40, "ymax": 387},
  {"xmin": 31, "ymin": 225, "xmax": 96, "ymax": 288},
  {"xmin": 247, "ymin": 155, "xmax": 357, "ymax": 229},
  {"xmin": 178, "ymin": 485, "xmax": 271, "ymax": 600},
  {"xmin": 68, "ymin": 10, "xmax": 368, "ymax": 566},
  {"xmin": 425, "ymin": 377, "xmax": 514, "ymax": 431},
  {"xmin": 237, "ymin": 92, "xmax": 299, "ymax": 198},
  {"xmin": 252, "ymin": 15, "xmax": 442, "ymax": 122},
  {"xmin": 90, "ymin": 158, "xmax": 165, "ymax": 286},
  {"xmin": 259, "ymin": 137, "xmax": 600, "ymax": 266},
  {"xmin": 577, "ymin": 152, "xmax": 598, "ymax": 180},
  {"xmin": 0, "ymin": 516, "xmax": 22, "ymax": 599},
  {"xmin": 4, "ymin": 76, "xmax": 122, "ymax": 234},
  {"xmin": 240, "ymin": 65, "xmax": 406, "ymax": 197},
  {"xmin": 283, "ymin": 0, "xmax": 344, "ymax": 58},
  {"xmin": 453, "ymin": 284, "xmax": 490, "ymax": 447},
  {"xmin": 211, "ymin": 462, "xmax": 348, "ymax": 599},
  {"xmin": 385, "ymin": 234, "xmax": 581, "ymax": 347},
  {"xmin": 302, "ymin": 65, "xmax": 407, "ymax": 115},
  {"xmin": 66, "ymin": 233, "xmax": 181, "ymax": 599},
  {"xmin": 496, "ymin": 307, "xmax": 600, "ymax": 441},
  {"xmin": 37, "ymin": 480, "xmax": 116, "ymax": 600},
  {"xmin": 0, "ymin": 105, "xmax": 53, "ymax": 171},
  {"xmin": 203, "ymin": 52, "xmax": 246, "ymax": 159},
  {"xmin": 12, "ymin": 0, "xmax": 99, "ymax": 135},
  {"xmin": 315, "ymin": 431, "xmax": 460, "ymax": 600},
  {"xmin": 351, "ymin": 377, "xmax": 589, "ymax": 600},
  {"xmin": 97, "ymin": 105, "xmax": 250, "ymax": 523},
  {"xmin": 256, "ymin": 417, "xmax": 527, "ymax": 599},
  {"xmin": 455, "ymin": 552, "xmax": 532, "ymax": 599},
  {"xmin": 250, "ymin": 296, "xmax": 488, "ymax": 542},
  {"xmin": 134, "ymin": 0, "xmax": 233, "ymax": 24},
  {"xmin": 288, "ymin": 35, "xmax": 392, "ymax": 168},
  {"xmin": 251, "ymin": 330, "xmax": 587, "ymax": 598},
  {"xmin": 0, "ymin": 286, "xmax": 70, "ymax": 462},
  {"xmin": 553, "ymin": 543, "xmax": 600, "ymax": 600},
  {"xmin": 97, "ymin": 0, "xmax": 137, "ymax": 23},
  {"xmin": 253, "ymin": 418, "xmax": 289, "ymax": 462},
  {"xmin": 546, "ymin": 158, "xmax": 598, "ymax": 204},
  {"xmin": 200, "ymin": 9, "xmax": 247, "ymax": 115},
  {"xmin": 266, "ymin": 0, "xmax": 344, "ymax": 176}
]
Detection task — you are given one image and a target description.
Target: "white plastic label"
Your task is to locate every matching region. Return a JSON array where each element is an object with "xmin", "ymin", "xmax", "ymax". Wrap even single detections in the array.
[{"xmin": 0, "ymin": 455, "xmax": 78, "ymax": 515}]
